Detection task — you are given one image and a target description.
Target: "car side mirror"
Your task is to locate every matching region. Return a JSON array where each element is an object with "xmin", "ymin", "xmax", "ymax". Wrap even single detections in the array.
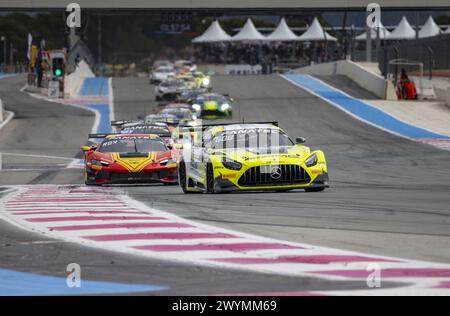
[{"xmin": 296, "ymin": 137, "xmax": 306, "ymax": 144}]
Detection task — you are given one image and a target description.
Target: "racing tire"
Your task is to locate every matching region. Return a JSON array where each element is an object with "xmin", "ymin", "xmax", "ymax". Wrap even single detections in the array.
[
  {"xmin": 84, "ymin": 169, "xmax": 99, "ymax": 186},
  {"xmin": 304, "ymin": 187, "xmax": 325, "ymax": 192},
  {"xmin": 179, "ymin": 161, "xmax": 194, "ymax": 194},
  {"xmin": 206, "ymin": 162, "xmax": 216, "ymax": 194}
]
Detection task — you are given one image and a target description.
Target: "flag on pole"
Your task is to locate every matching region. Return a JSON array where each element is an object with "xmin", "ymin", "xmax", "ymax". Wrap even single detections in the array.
[{"xmin": 27, "ymin": 33, "xmax": 32, "ymax": 60}]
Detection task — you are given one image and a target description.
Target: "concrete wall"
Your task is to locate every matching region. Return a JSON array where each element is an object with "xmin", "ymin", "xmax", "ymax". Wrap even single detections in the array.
[
  {"xmin": 294, "ymin": 60, "xmax": 396, "ymax": 100},
  {"xmin": 64, "ymin": 61, "xmax": 95, "ymax": 98},
  {"xmin": 446, "ymin": 88, "xmax": 450, "ymax": 108}
]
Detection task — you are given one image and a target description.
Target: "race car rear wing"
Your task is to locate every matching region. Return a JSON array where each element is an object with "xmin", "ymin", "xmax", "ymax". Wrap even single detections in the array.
[
  {"xmin": 191, "ymin": 121, "xmax": 279, "ymax": 131},
  {"xmin": 176, "ymin": 121, "xmax": 279, "ymax": 141},
  {"xmin": 88, "ymin": 133, "xmax": 119, "ymax": 139}
]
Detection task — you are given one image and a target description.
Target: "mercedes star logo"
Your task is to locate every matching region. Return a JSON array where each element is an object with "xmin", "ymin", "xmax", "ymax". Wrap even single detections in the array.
[{"xmin": 270, "ymin": 167, "xmax": 282, "ymax": 180}]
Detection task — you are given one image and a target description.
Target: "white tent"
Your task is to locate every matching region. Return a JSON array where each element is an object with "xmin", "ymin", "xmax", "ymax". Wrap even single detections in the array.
[
  {"xmin": 355, "ymin": 21, "xmax": 390, "ymax": 41},
  {"xmin": 265, "ymin": 18, "xmax": 298, "ymax": 41},
  {"xmin": 419, "ymin": 16, "xmax": 441, "ymax": 38},
  {"xmin": 192, "ymin": 20, "xmax": 231, "ymax": 43},
  {"xmin": 231, "ymin": 18, "xmax": 266, "ymax": 42},
  {"xmin": 297, "ymin": 18, "xmax": 337, "ymax": 41},
  {"xmin": 386, "ymin": 16, "xmax": 416, "ymax": 40}
]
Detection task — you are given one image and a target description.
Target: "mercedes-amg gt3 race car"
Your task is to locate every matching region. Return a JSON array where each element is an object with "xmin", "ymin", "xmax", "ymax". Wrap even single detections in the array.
[
  {"xmin": 82, "ymin": 134, "xmax": 178, "ymax": 185},
  {"xmin": 178, "ymin": 122, "xmax": 329, "ymax": 193}
]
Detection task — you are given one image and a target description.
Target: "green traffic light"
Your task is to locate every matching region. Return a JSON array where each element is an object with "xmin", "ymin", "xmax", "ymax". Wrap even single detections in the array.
[{"xmin": 55, "ymin": 69, "xmax": 62, "ymax": 77}]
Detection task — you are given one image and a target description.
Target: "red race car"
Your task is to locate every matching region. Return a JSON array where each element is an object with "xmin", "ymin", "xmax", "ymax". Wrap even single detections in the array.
[{"xmin": 82, "ymin": 134, "xmax": 178, "ymax": 185}]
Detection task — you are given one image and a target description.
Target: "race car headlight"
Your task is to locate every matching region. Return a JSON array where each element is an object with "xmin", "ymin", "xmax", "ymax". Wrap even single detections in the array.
[
  {"xmin": 192, "ymin": 104, "xmax": 201, "ymax": 112},
  {"xmin": 202, "ymin": 78, "xmax": 210, "ymax": 87},
  {"xmin": 220, "ymin": 103, "xmax": 230, "ymax": 112},
  {"xmin": 222, "ymin": 160, "xmax": 242, "ymax": 171},
  {"xmin": 305, "ymin": 154, "xmax": 318, "ymax": 167}
]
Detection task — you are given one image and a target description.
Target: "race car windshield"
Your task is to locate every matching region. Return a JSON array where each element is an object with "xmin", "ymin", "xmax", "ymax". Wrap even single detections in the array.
[
  {"xmin": 156, "ymin": 67, "xmax": 174, "ymax": 73},
  {"xmin": 161, "ymin": 109, "xmax": 192, "ymax": 120},
  {"xmin": 209, "ymin": 130, "xmax": 294, "ymax": 150},
  {"xmin": 99, "ymin": 138, "xmax": 167, "ymax": 153}
]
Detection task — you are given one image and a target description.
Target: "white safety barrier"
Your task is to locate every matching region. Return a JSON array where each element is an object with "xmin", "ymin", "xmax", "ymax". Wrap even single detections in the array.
[
  {"xmin": 294, "ymin": 59, "xmax": 395, "ymax": 100},
  {"xmin": 64, "ymin": 60, "xmax": 95, "ymax": 98}
]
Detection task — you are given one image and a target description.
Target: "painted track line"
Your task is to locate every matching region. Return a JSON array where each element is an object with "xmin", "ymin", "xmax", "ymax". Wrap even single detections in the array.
[
  {"xmin": 0, "ymin": 110, "xmax": 14, "ymax": 131},
  {"xmin": 1, "ymin": 185, "xmax": 450, "ymax": 295}
]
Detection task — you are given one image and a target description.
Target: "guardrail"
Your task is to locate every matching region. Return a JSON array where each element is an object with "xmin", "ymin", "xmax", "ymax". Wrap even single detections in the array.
[{"xmin": 446, "ymin": 87, "xmax": 450, "ymax": 108}]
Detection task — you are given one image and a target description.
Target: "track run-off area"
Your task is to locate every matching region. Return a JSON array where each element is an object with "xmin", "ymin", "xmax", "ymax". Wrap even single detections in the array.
[{"xmin": 1, "ymin": 74, "xmax": 450, "ymax": 295}]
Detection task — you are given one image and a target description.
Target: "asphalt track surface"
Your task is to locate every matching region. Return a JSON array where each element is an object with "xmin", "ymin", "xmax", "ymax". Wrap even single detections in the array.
[
  {"xmin": 114, "ymin": 75, "xmax": 450, "ymax": 264},
  {"xmin": 1, "ymin": 74, "xmax": 450, "ymax": 294}
]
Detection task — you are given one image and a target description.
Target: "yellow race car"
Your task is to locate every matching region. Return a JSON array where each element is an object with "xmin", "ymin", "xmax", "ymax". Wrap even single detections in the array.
[{"xmin": 177, "ymin": 122, "xmax": 329, "ymax": 193}]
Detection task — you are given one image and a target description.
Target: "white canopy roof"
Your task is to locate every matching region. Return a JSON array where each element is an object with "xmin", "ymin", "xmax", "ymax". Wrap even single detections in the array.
[
  {"xmin": 386, "ymin": 16, "xmax": 416, "ymax": 40},
  {"xmin": 419, "ymin": 16, "xmax": 441, "ymax": 38},
  {"xmin": 297, "ymin": 18, "xmax": 337, "ymax": 41},
  {"xmin": 231, "ymin": 18, "xmax": 266, "ymax": 41},
  {"xmin": 265, "ymin": 18, "xmax": 298, "ymax": 41},
  {"xmin": 192, "ymin": 20, "xmax": 231, "ymax": 43},
  {"xmin": 355, "ymin": 21, "xmax": 390, "ymax": 41}
]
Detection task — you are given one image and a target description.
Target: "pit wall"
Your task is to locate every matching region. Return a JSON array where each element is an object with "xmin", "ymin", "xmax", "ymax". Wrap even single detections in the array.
[
  {"xmin": 446, "ymin": 88, "xmax": 450, "ymax": 108},
  {"xmin": 293, "ymin": 59, "xmax": 396, "ymax": 100}
]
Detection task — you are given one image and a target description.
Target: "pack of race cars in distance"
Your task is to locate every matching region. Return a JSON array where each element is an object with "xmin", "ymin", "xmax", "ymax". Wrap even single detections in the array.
[
  {"xmin": 80, "ymin": 59, "xmax": 329, "ymax": 192},
  {"xmin": 149, "ymin": 59, "xmax": 233, "ymax": 120}
]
